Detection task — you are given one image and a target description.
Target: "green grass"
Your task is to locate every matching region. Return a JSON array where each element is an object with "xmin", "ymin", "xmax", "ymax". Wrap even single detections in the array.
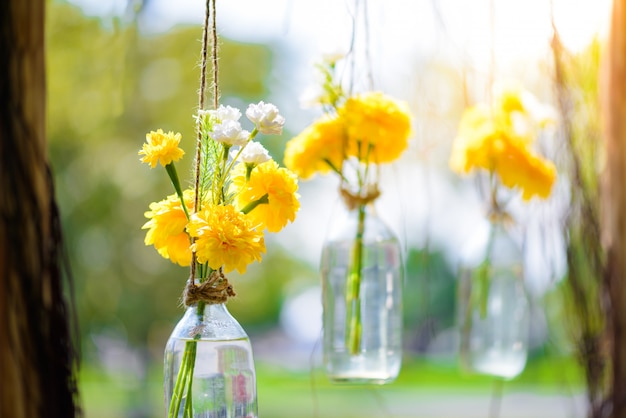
[{"xmin": 79, "ymin": 354, "xmax": 585, "ymax": 418}]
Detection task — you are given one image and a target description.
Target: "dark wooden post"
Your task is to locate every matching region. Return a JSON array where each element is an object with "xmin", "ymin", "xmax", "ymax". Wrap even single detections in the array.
[
  {"xmin": 0, "ymin": 2, "xmax": 79, "ymax": 417},
  {"xmin": 603, "ymin": 0, "xmax": 626, "ymax": 416}
]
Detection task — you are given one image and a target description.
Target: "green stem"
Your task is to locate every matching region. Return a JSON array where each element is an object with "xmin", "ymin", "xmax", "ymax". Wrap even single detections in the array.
[
  {"xmin": 215, "ymin": 128, "xmax": 258, "ymax": 196},
  {"xmin": 165, "ymin": 163, "xmax": 190, "ymax": 220},
  {"xmin": 183, "ymin": 341, "xmax": 197, "ymax": 418},
  {"xmin": 167, "ymin": 303, "xmax": 205, "ymax": 418},
  {"xmin": 345, "ymin": 204, "xmax": 366, "ymax": 355},
  {"xmin": 168, "ymin": 340, "xmax": 198, "ymax": 418},
  {"xmin": 323, "ymin": 158, "xmax": 348, "ymax": 182},
  {"xmin": 473, "ymin": 220, "xmax": 497, "ymax": 319},
  {"xmin": 168, "ymin": 344, "xmax": 188, "ymax": 417},
  {"xmin": 240, "ymin": 194, "xmax": 269, "ymax": 214}
]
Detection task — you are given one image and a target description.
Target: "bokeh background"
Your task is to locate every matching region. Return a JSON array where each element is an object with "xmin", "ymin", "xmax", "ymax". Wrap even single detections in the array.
[{"xmin": 46, "ymin": 0, "xmax": 610, "ymax": 416}]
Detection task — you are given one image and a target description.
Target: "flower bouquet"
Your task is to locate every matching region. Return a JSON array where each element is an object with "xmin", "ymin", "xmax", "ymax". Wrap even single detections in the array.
[
  {"xmin": 284, "ymin": 56, "xmax": 411, "ymax": 383},
  {"xmin": 139, "ymin": 102, "xmax": 299, "ymax": 417},
  {"xmin": 450, "ymin": 84, "xmax": 556, "ymax": 379}
]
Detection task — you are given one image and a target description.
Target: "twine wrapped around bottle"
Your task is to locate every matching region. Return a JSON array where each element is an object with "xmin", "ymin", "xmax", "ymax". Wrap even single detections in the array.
[
  {"xmin": 183, "ymin": 268, "xmax": 236, "ymax": 306},
  {"xmin": 339, "ymin": 184, "xmax": 380, "ymax": 210}
]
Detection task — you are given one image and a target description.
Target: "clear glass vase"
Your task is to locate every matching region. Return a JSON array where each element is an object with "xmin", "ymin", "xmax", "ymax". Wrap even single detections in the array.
[
  {"xmin": 457, "ymin": 219, "xmax": 530, "ymax": 380},
  {"xmin": 320, "ymin": 202, "xmax": 403, "ymax": 384},
  {"xmin": 164, "ymin": 303, "xmax": 257, "ymax": 418}
]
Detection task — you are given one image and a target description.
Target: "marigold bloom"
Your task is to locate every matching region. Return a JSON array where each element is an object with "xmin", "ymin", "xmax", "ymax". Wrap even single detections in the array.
[
  {"xmin": 449, "ymin": 104, "xmax": 556, "ymax": 201},
  {"xmin": 284, "ymin": 115, "xmax": 345, "ymax": 179},
  {"xmin": 142, "ymin": 190, "xmax": 195, "ymax": 266},
  {"xmin": 139, "ymin": 129, "xmax": 185, "ymax": 168},
  {"xmin": 231, "ymin": 160, "xmax": 300, "ymax": 232},
  {"xmin": 339, "ymin": 92, "xmax": 411, "ymax": 164},
  {"xmin": 187, "ymin": 204, "xmax": 266, "ymax": 274}
]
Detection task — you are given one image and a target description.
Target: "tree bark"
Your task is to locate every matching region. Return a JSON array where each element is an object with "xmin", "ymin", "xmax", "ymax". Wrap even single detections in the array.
[
  {"xmin": 603, "ymin": 0, "xmax": 626, "ymax": 416},
  {"xmin": 0, "ymin": 1, "xmax": 79, "ymax": 417}
]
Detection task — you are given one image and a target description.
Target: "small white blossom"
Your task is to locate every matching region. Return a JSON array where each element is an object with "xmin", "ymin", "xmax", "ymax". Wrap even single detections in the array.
[
  {"xmin": 246, "ymin": 101, "xmax": 285, "ymax": 135},
  {"xmin": 299, "ymin": 85, "xmax": 326, "ymax": 108},
  {"xmin": 239, "ymin": 141, "xmax": 272, "ymax": 164},
  {"xmin": 510, "ymin": 112, "xmax": 533, "ymax": 138},
  {"xmin": 211, "ymin": 120, "xmax": 249, "ymax": 146},
  {"xmin": 211, "ymin": 105, "xmax": 242, "ymax": 122},
  {"xmin": 194, "ymin": 109, "xmax": 211, "ymax": 125},
  {"xmin": 520, "ymin": 91, "xmax": 557, "ymax": 128},
  {"xmin": 321, "ymin": 48, "xmax": 346, "ymax": 65}
]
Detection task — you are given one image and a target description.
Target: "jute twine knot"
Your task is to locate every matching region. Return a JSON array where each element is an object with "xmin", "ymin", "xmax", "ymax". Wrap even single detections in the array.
[
  {"xmin": 183, "ymin": 269, "xmax": 236, "ymax": 307},
  {"xmin": 340, "ymin": 184, "xmax": 381, "ymax": 210}
]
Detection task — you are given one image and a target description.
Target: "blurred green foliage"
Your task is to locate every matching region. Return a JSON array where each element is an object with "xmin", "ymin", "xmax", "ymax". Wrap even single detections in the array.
[
  {"xmin": 46, "ymin": 0, "xmax": 312, "ymax": 361},
  {"xmin": 44, "ymin": 2, "xmax": 582, "ymax": 417}
]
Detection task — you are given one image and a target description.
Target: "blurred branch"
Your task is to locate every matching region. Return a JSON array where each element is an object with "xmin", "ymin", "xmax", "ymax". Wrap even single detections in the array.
[{"xmin": 551, "ymin": 16, "xmax": 608, "ymax": 418}]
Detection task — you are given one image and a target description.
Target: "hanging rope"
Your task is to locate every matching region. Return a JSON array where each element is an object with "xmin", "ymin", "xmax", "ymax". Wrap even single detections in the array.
[
  {"xmin": 186, "ymin": 0, "xmax": 233, "ymax": 305},
  {"xmin": 189, "ymin": 0, "xmax": 211, "ymax": 281},
  {"xmin": 210, "ymin": 0, "xmax": 219, "ymax": 110}
]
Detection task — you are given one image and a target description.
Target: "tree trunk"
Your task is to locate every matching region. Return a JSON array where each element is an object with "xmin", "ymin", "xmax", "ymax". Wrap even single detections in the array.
[
  {"xmin": 0, "ymin": 2, "xmax": 79, "ymax": 417},
  {"xmin": 603, "ymin": 0, "xmax": 626, "ymax": 416}
]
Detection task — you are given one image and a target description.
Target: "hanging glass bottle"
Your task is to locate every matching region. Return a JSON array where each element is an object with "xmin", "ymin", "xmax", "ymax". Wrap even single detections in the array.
[
  {"xmin": 320, "ymin": 200, "xmax": 403, "ymax": 384},
  {"xmin": 457, "ymin": 216, "xmax": 530, "ymax": 380},
  {"xmin": 164, "ymin": 301, "xmax": 258, "ymax": 418}
]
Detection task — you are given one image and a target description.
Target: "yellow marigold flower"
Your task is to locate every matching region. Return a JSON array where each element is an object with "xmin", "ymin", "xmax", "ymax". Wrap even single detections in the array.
[
  {"xmin": 495, "ymin": 85, "xmax": 526, "ymax": 115},
  {"xmin": 494, "ymin": 140, "xmax": 557, "ymax": 200},
  {"xmin": 339, "ymin": 92, "xmax": 412, "ymax": 164},
  {"xmin": 187, "ymin": 204, "xmax": 266, "ymax": 274},
  {"xmin": 449, "ymin": 104, "xmax": 556, "ymax": 200},
  {"xmin": 449, "ymin": 105, "xmax": 496, "ymax": 174},
  {"xmin": 231, "ymin": 160, "xmax": 300, "ymax": 233},
  {"xmin": 284, "ymin": 115, "xmax": 345, "ymax": 179},
  {"xmin": 142, "ymin": 190, "xmax": 195, "ymax": 266},
  {"xmin": 139, "ymin": 129, "xmax": 185, "ymax": 168}
]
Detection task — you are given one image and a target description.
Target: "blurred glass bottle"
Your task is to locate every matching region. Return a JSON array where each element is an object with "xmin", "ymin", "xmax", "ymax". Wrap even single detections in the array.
[
  {"xmin": 458, "ymin": 217, "xmax": 530, "ymax": 380},
  {"xmin": 320, "ymin": 202, "xmax": 403, "ymax": 384},
  {"xmin": 164, "ymin": 303, "xmax": 258, "ymax": 417}
]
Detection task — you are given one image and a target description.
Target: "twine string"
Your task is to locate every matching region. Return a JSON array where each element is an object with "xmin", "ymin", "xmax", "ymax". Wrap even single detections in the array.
[
  {"xmin": 184, "ymin": 269, "xmax": 236, "ymax": 307},
  {"xmin": 190, "ymin": 0, "xmax": 212, "ymax": 281},
  {"xmin": 340, "ymin": 185, "xmax": 381, "ymax": 210},
  {"xmin": 211, "ymin": 0, "xmax": 219, "ymax": 110},
  {"xmin": 187, "ymin": 0, "xmax": 233, "ymax": 304}
]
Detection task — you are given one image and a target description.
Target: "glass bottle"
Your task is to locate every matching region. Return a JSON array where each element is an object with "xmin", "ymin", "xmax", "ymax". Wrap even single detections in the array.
[
  {"xmin": 164, "ymin": 303, "xmax": 257, "ymax": 418},
  {"xmin": 320, "ymin": 202, "xmax": 403, "ymax": 384},
  {"xmin": 457, "ymin": 219, "xmax": 530, "ymax": 379}
]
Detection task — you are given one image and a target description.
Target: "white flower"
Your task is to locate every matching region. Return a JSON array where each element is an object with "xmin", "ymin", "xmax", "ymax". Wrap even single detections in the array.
[
  {"xmin": 239, "ymin": 141, "xmax": 272, "ymax": 164},
  {"xmin": 211, "ymin": 120, "xmax": 249, "ymax": 146},
  {"xmin": 246, "ymin": 101, "xmax": 285, "ymax": 135},
  {"xmin": 299, "ymin": 85, "xmax": 326, "ymax": 108},
  {"xmin": 321, "ymin": 48, "xmax": 346, "ymax": 65},
  {"xmin": 520, "ymin": 91, "xmax": 557, "ymax": 128},
  {"xmin": 211, "ymin": 105, "xmax": 242, "ymax": 122}
]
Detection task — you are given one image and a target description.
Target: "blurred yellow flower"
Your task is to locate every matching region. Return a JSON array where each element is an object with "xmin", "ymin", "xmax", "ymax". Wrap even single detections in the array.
[
  {"xmin": 231, "ymin": 160, "xmax": 300, "ymax": 232},
  {"xmin": 142, "ymin": 190, "xmax": 195, "ymax": 266},
  {"xmin": 495, "ymin": 85, "xmax": 526, "ymax": 115},
  {"xmin": 139, "ymin": 129, "xmax": 185, "ymax": 168},
  {"xmin": 187, "ymin": 204, "xmax": 265, "ymax": 274},
  {"xmin": 340, "ymin": 92, "xmax": 412, "ymax": 164},
  {"xmin": 284, "ymin": 115, "xmax": 345, "ymax": 179},
  {"xmin": 449, "ymin": 102, "xmax": 556, "ymax": 201},
  {"xmin": 495, "ymin": 140, "xmax": 557, "ymax": 200}
]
